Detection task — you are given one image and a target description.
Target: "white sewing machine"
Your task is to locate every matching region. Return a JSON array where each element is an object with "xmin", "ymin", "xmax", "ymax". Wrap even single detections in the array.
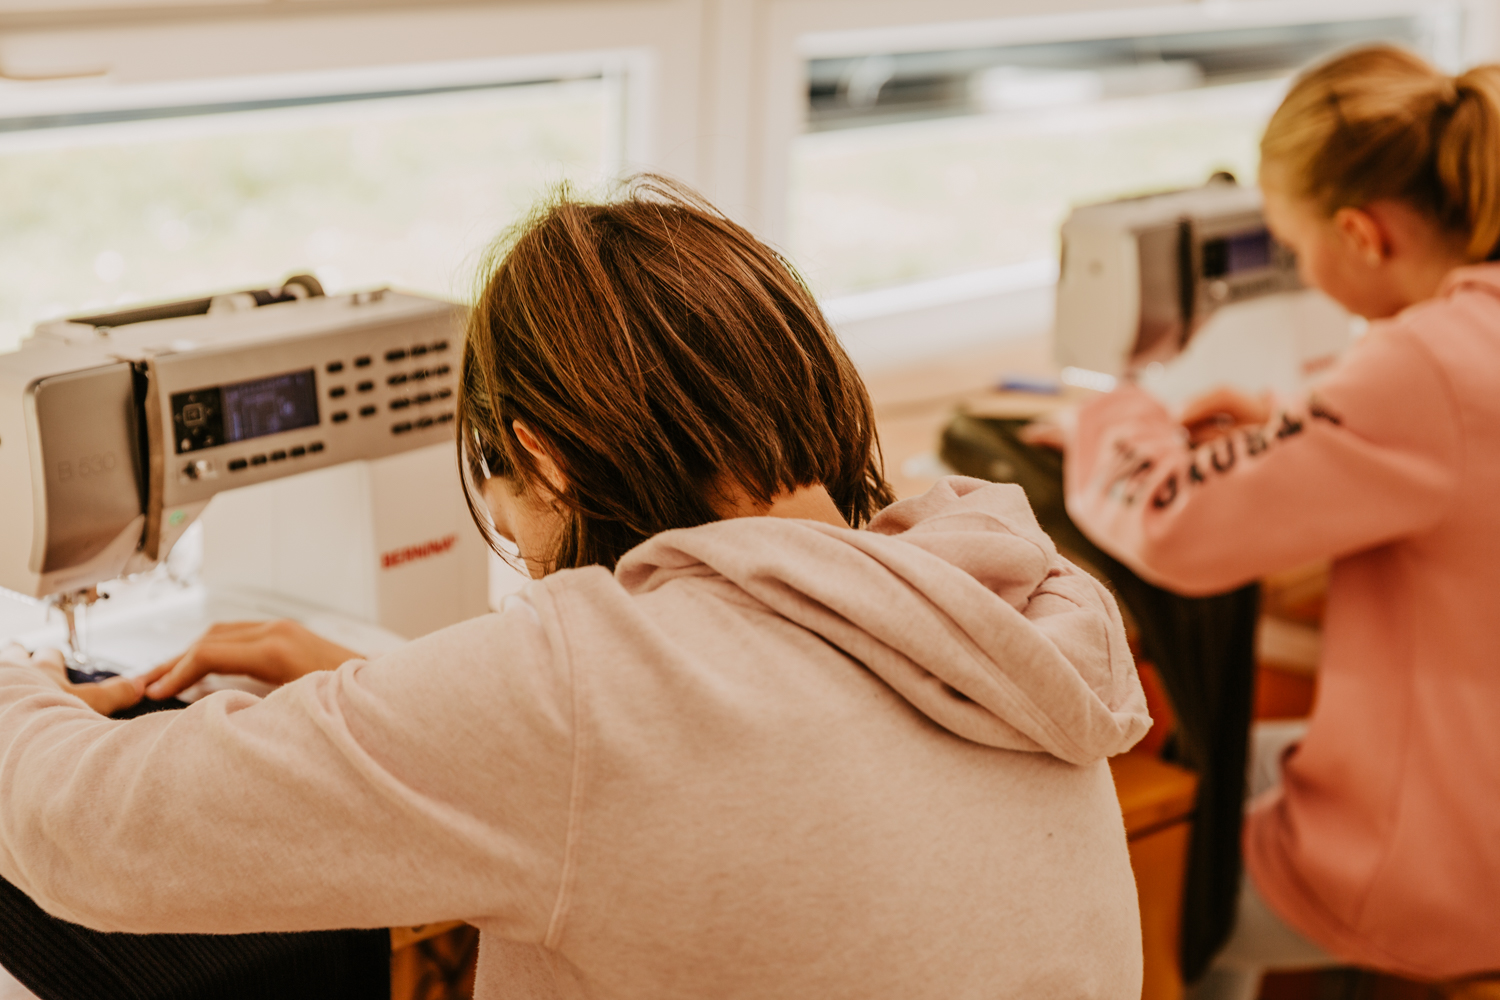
[
  {"xmin": 1054, "ymin": 177, "xmax": 1356, "ymax": 408},
  {"xmin": 0, "ymin": 280, "xmax": 492, "ymax": 687}
]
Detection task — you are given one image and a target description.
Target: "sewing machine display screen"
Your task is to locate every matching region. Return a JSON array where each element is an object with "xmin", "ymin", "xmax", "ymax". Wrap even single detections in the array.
[
  {"xmin": 222, "ymin": 369, "xmax": 319, "ymax": 442},
  {"xmin": 172, "ymin": 368, "xmax": 320, "ymax": 453},
  {"xmin": 1201, "ymin": 230, "xmax": 1272, "ymax": 278}
]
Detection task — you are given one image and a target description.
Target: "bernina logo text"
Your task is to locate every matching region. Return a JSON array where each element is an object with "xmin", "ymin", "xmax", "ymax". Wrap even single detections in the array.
[{"xmin": 381, "ymin": 534, "xmax": 458, "ymax": 570}]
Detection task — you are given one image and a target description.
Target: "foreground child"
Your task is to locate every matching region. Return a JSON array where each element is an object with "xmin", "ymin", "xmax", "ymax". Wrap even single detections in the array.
[{"xmin": 0, "ymin": 179, "xmax": 1149, "ymax": 1000}]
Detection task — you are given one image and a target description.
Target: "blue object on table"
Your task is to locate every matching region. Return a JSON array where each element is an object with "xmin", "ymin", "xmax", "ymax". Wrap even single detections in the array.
[{"xmin": 996, "ymin": 373, "xmax": 1062, "ymax": 395}]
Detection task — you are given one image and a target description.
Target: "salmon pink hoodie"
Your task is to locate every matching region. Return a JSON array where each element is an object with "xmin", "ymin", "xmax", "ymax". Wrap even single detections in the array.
[
  {"xmin": 0, "ymin": 478, "xmax": 1149, "ymax": 1000},
  {"xmin": 1066, "ymin": 265, "xmax": 1500, "ymax": 980}
]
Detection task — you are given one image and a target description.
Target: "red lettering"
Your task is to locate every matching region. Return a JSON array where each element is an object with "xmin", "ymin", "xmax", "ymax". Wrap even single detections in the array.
[{"xmin": 380, "ymin": 534, "xmax": 457, "ymax": 570}]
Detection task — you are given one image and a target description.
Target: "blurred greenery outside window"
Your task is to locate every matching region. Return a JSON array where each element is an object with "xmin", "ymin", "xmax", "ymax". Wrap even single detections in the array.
[
  {"xmin": 0, "ymin": 77, "xmax": 610, "ymax": 352},
  {"xmin": 790, "ymin": 15, "xmax": 1459, "ymax": 300}
]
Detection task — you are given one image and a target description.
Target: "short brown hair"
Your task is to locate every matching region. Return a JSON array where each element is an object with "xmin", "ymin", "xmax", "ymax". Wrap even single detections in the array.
[
  {"xmin": 457, "ymin": 176, "xmax": 894, "ymax": 572},
  {"xmin": 1261, "ymin": 44, "xmax": 1500, "ymax": 260}
]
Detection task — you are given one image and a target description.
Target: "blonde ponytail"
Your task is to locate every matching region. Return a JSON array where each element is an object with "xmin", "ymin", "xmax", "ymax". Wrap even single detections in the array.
[
  {"xmin": 1261, "ymin": 45, "xmax": 1500, "ymax": 262},
  {"xmin": 1441, "ymin": 66, "xmax": 1500, "ymax": 259}
]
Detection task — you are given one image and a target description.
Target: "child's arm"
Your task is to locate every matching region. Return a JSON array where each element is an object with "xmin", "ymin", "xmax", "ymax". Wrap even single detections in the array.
[
  {"xmin": 1064, "ymin": 323, "xmax": 1461, "ymax": 596},
  {"xmin": 0, "ymin": 598, "xmax": 573, "ymax": 939}
]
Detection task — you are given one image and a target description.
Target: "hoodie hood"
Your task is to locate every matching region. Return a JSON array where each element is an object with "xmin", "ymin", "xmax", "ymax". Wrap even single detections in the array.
[{"xmin": 616, "ymin": 476, "xmax": 1149, "ymax": 766}]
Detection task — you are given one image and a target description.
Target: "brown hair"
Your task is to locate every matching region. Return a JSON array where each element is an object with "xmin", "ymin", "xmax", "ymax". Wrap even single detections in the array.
[
  {"xmin": 1260, "ymin": 45, "xmax": 1500, "ymax": 261},
  {"xmin": 457, "ymin": 176, "xmax": 894, "ymax": 572}
]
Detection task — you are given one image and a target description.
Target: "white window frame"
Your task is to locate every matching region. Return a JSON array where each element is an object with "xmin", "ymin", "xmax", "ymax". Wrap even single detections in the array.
[
  {"xmin": 0, "ymin": 1, "xmax": 707, "ymax": 185},
  {"xmin": 2, "ymin": 0, "xmax": 1498, "ymax": 369}
]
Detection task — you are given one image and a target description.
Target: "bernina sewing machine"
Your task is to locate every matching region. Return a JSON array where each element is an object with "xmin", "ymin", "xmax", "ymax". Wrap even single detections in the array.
[
  {"xmin": 0, "ymin": 279, "xmax": 491, "ymax": 681},
  {"xmin": 1053, "ymin": 176, "xmax": 1355, "ymax": 407}
]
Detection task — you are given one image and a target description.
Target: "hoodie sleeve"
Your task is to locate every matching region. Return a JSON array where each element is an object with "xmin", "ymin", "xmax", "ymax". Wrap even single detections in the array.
[
  {"xmin": 0, "ymin": 599, "xmax": 574, "ymax": 939},
  {"xmin": 1064, "ymin": 322, "xmax": 1461, "ymax": 596}
]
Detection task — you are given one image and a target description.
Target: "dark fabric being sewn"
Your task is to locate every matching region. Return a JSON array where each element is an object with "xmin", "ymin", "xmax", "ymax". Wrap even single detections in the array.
[
  {"xmin": 0, "ymin": 876, "xmax": 390, "ymax": 1000},
  {"xmin": 0, "ymin": 697, "xmax": 390, "ymax": 1000},
  {"xmin": 942, "ymin": 412, "xmax": 1259, "ymax": 984}
]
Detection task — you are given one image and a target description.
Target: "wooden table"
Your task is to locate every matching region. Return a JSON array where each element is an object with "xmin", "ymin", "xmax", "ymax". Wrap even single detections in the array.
[{"xmin": 1112, "ymin": 752, "xmax": 1200, "ymax": 1000}]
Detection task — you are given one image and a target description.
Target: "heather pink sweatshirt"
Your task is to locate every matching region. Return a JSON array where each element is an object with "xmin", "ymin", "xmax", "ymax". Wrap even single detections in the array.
[
  {"xmin": 0, "ymin": 478, "xmax": 1149, "ymax": 1000},
  {"xmin": 1066, "ymin": 265, "xmax": 1500, "ymax": 980}
]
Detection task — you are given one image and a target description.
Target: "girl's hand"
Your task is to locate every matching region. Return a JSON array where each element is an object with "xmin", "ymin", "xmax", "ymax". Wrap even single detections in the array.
[
  {"xmin": 144, "ymin": 620, "xmax": 359, "ymax": 702},
  {"xmin": 0, "ymin": 644, "xmax": 147, "ymax": 716},
  {"xmin": 1180, "ymin": 387, "xmax": 1273, "ymax": 445},
  {"xmin": 1019, "ymin": 406, "xmax": 1079, "ymax": 452}
]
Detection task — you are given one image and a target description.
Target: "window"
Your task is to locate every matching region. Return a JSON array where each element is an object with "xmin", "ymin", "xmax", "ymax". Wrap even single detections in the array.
[
  {"xmin": 0, "ymin": 65, "xmax": 616, "ymax": 350},
  {"xmin": 791, "ymin": 13, "xmax": 1464, "ymax": 302}
]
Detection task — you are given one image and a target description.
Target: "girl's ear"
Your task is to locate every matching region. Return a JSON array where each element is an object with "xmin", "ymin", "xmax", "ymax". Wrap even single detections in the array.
[
  {"xmin": 1332, "ymin": 205, "xmax": 1390, "ymax": 267},
  {"xmin": 512, "ymin": 420, "xmax": 568, "ymax": 494}
]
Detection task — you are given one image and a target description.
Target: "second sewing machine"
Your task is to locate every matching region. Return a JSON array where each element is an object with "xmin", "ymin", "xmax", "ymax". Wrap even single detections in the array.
[{"xmin": 0, "ymin": 279, "xmax": 493, "ymax": 694}]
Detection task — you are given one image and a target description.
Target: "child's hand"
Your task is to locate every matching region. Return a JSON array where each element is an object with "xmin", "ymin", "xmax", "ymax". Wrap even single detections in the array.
[
  {"xmin": 144, "ymin": 620, "xmax": 359, "ymax": 702},
  {"xmin": 1180, "ymin": 387, "xmax": 1273, "ymax": 445},
  {"xmin": 0, "ymin": 644, "xmax": 147, "ymax": 716},
  {"xmin": 1019, "ymin": 406, "xmax": 1078, "ymax": 452}
]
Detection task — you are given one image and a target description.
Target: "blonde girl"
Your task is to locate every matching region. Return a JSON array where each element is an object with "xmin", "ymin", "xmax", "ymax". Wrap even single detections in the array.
[{"xmin": 1065, "ymin": 45, "xmax": 1500, "ymax": 997}]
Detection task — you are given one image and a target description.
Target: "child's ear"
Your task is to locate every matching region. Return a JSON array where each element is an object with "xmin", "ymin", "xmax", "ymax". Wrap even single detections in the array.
[
  {"xmin": 1332, "ymin": 205, "xmax": 1389, "ymax": 267},
  {"xmin": 511, "ymin": 420, "xmax": 567, "ymax": 495}
]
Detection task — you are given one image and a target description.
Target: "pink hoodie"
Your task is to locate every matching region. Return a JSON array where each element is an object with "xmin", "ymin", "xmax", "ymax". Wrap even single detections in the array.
[
  {"xmin": 0, "ymin": 478, "xmax": 1149, "ymax": 1000},
  {"xmin": 1066, "ymin": 265, "xmax": 1500, "ymax": 979}
]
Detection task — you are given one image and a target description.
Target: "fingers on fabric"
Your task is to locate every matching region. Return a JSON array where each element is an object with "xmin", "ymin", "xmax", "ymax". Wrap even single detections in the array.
[
  {"xmin": 1019, "ymin": 420, "xmax": 1068, "ymax": 452},
  {"xmin": 148, "ymin": 639, "xmax": 282, "ymax": 701},
  {"xmin": 69, "ymin": 675, "xmax": 146, "ymax": 716},
  {"xmin": 147, "ymin": 619, "xmax": 356, "ymax": 701},
  {"xmin": 3, "ymin": 647, "xmax": 146, "ymax": 716}
]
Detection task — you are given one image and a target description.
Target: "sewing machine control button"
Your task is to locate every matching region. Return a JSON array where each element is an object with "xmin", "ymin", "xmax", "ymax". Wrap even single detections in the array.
[
  {"xmin": 387, "ymin": 373, "xmax": 407, "ymax": 386},
  {"xmin": 436, "ymin": 387, "xmax": 453, "ymax": 399},
  {"xmin": 290, "ymin": 446, "xmax": 306, "ymax": 458},
  {"xmin": 329, "ymin": 386, "xmax": 347, "ymax": 398},
  {"xmin": 359, "ymin": 405, "xmax": 377, "ymax": 417},
  {"xmin": 436, "ymin": 412, "xmax": 454, "ymax": 423},
  {"xmin": 390, "ymin": 398, "xmax": 410, "ymax": 410},
  {"xmin": 385, "ymin": 349, "xmax": 407, "ymax": 362},
  {"xmin": 308, "ymin": 442, "xmax": 325, "ymax": 453},
  {"xmin": 392, "ymin": 422, "xmax": 413, "ymax": 435},
  {"xmin": 433, "ymin": 364, "xmax": 451, "ymax": 377},
  {"xmin": 250, "ymin": 454, "xmax": 268, "ymax": 466},
  {"xmin": 410, "ymin": 344, "xmax": 428, "ymax": 357},
  {"xmin": 270, "ymin": 450, "xmax": 287, "ymax": 462},
  {"xmin": 326, "ymin": 361, "xmax": 344, "ymax": 374},
  {"xmin": 354, "ymin": 356, "xmax": 372, "ymax": 368},
  {"xmin": 416, "ymin": 416, "xmax": 434, "ymax": 429},
  {"xmin": 332, "ymin": 411, "xmax": 349, "ymax": 423},
  {"xmin": 414, "ymin": 392, "xmax": 432, "ymax": 405},
  {"xmin": 181, "ymin": 459, "xmax": 217, "ymax": 480},
  {"xmin": 432, "ymin": 340, "xmax": 449, "ymax": 352},
  {"xmin": 228, "ymin": 458, "xmax": 249, "ymax": 472}
]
